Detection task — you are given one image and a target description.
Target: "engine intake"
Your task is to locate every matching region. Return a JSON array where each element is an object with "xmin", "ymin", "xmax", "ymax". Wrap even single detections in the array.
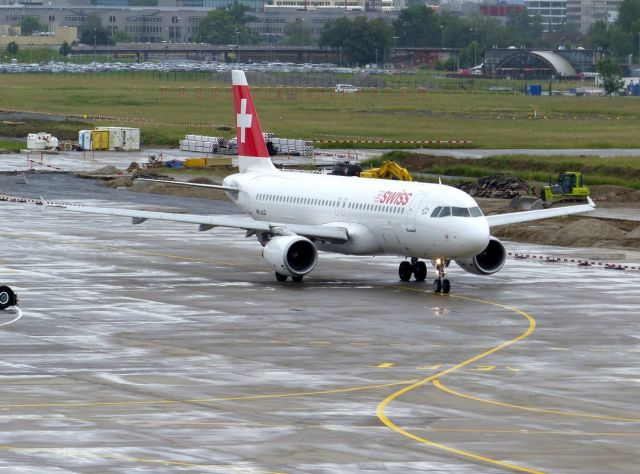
[
  {"xmin": 262, "ymin": 235, "xmax": 318, "ymax": 277},
  {"xmin": 455, "ymin": 237, "xmax": 506, "ymax": 275}
]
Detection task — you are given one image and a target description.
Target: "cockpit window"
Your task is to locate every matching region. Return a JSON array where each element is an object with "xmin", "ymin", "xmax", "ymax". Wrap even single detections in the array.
[
  {"xmin": 469, "ymin": 206, "xmax": 483, "ymax": 217},
  {"xmin": 430, "ymin": 205, "xmax": 484, "ymax": 218},
  {"xmin": 438, "ymin": 206, "xmax": 451, "ymax": 217},
  {"xmin": 452, "ymin": 207, "xmax": 470, "ymax": 217}
]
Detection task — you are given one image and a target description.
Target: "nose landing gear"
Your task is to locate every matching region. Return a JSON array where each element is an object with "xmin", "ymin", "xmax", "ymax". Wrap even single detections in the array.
[
  {"xmin": 398, "ymin": 257, "xmax": 427, "ymax": 282},
  {"xmin": 432, "ymin": 258, "xmax": 451, "ymax": 294},
  {"xmin": 0, "ymin": 286, "xmax": 18, "ymax": 310}
]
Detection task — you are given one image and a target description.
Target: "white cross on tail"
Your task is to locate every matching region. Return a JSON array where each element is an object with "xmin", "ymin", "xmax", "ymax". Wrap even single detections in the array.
[{"xmin": 236, "ymin": 98, "xmax": 252, "ymax": 144}]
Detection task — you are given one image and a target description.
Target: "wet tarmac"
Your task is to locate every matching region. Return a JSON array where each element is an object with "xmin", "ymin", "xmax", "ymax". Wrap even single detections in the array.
[{"xmin": 1, "ymin": 184, "xmax": 639, "ymax": 473}]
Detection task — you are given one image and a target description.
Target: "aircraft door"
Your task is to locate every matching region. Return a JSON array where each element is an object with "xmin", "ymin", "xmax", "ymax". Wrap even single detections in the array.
[
  {"xmin": 334, "ymin": 197, "xmax": 347, "ymax": 217},
  {"xmin": 405, "ymin": 193, "xmax": 429, "ymax": 232}
]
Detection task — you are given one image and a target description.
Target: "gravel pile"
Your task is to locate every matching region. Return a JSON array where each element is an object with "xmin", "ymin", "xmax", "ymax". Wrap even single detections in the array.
[{"xmin": 458, "ymin": 174, "xmax": 534, "ymax": 199}]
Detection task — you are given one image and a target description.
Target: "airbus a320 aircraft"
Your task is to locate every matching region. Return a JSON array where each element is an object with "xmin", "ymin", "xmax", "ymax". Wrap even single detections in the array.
[{"xmin": 56, "ymin": 70, "xmax": 595, "ymax": 293}]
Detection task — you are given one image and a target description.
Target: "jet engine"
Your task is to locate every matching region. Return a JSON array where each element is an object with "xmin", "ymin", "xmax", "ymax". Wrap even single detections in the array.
[
  {"xmin": 262, "ymin": 235, "xmax": 318, "ymax": 277},
  {"xmin": 455, "ymin": 237, "xmax": 506, "ymax": 275}
]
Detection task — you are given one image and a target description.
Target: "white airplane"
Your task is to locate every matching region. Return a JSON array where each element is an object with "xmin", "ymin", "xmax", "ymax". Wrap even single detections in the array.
[{"xmin": 54, "ymin": 70, "xmax": 595, "ymax": 293}]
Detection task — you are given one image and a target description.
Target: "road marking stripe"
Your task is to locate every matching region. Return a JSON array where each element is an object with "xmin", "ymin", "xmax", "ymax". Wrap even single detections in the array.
[
  {"xmin": 377, "ymin": 291, "xmax": 542, "ymax": 474},
  {"xmin": 0, "ymin": 379, "xmax": 419, "ymax": 409},
  {"xmin": 433, "ymin": 379, "xmax": 640, "ymax": 423}
]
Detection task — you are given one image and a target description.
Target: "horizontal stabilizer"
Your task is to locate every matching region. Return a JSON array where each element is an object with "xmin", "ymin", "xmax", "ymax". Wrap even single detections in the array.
[{"xmin": 135, "ymin": 178, "xmax": 238, "ymax": 194}]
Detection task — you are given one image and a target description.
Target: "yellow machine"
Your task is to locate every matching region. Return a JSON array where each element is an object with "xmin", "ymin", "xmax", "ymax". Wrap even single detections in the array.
[{"xmin": 359, "ymin": 161, "xmax": 413, "ymax": 181}]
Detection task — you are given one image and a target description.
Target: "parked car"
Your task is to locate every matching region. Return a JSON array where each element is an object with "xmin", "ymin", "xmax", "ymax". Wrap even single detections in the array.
[{"xmin": 335, "ymin": 84, "xmax": 360, "ymax": 93}]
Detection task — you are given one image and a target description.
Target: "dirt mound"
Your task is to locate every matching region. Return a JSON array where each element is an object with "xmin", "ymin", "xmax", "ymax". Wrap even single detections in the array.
[
  {"xmin": 549, "ymin": 219, "xmax": 626, "ymax": 247},
  {"xmin": 458, "ymin": 174, "xmax": 533, "ymax": 199},
  {"xmin": 589, "ymin": 185, "xmax": 640, "ymax": 204},
  {"xmin": 88, "ymin": 165, "xmax": 123, "ymax": 175},
  {"xmin": 626, "ymin": 225, "xmax": 640, "ymax": 239},
  {"xmin": 101, "ymin": 176, "xmax": 133, "ymax": 188},
  {"xmin": 187, "ymin": 177, "xmax": 216, "ymax": 185},
  {"xmin": 493, "ymin": 217, "xmax": 633, "ymax": 248}
]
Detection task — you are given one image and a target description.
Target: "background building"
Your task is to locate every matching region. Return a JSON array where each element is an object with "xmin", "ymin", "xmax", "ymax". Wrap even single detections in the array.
[
  {"xmin": 524, "ymin": 0, "xmax": 566, "ymax": 32},
  {"xmin": 565, "ymin": 0, "xmax": 623, "ymax": 34},
  {"xmin": 0, "ymin": 3, "xmax": 399, "ymax": 44}
]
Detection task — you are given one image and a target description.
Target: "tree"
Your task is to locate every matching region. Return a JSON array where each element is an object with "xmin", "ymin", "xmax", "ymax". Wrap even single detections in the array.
[
  {"xmin": 59, "ymin": 41, "xmax": 72, "ymax": 58},
  {"xmin": 80, "ymin": 13, "xmax": 110, "ymax": 45},
  {"xmin": 280, "ymin": 20, "xmax": 315, "ymax": 47},
  {"xmin": 112, "ymin": 31, "xmax": 132, "ymax": 43},
  {"xmin": 21, "ymin": 16, "xmax": 45, "ymax": 36},
  {"xmin": 196, "ymin": 5, "xmax": 260, "ymax": 45},
  {"xmin": 597, "ymin": 58, "xmax": 624, "ymax": 95},
  {"xmin": 393, "ymin": 5, "xmax": 440, "ymax": 47},
  {"xmin": 505, "ymin": 11, "xmax": 543, "ymax": 47},
  {"xmin": 320, "ymin": 17, "xmax": 392, "ymax": 66},
  {"xmin": 6, "ymin": 41, "xmax": 18, "ymax": 57}
]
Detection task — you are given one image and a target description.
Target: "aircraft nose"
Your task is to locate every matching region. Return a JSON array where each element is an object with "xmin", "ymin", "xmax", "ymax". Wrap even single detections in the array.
[{"xmin": 464, "ymin": 219, "xmax": 491, "ymax": 255}]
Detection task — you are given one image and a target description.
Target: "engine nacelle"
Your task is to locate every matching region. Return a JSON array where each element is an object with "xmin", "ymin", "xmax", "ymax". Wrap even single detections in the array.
[
  {"xmin": 262, "ymin": 235, "xmax": 318, "ymax": 277},
  {"xmin": 455, "ymin": 237, "xmax": 506, "ymax": 275}
]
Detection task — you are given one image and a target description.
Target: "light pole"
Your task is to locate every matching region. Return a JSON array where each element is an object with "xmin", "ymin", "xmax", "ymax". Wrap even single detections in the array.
[
  {"xmin": 375, "ymin": 48, "xmax": 378, "ymax": 67},
  {"xmin": 235, "ymin": 28, "xmax": 239, "ymax": 63},
  {"xmin": 93, "ymin": 27, "xmax": 97, "ymax": 63},
  {"xmin": 339, "ymin": 45, "xmax": 342, "ymax": 67},
  {"xmin": 393, "ymin": 35, "xmax": 398, "ymax": 53},
  {"xmin": 300, "ymin": 19, "xmax": 305, "ymax": 64},
  {"xmin": 440, "ymin": 25, "xmax": 444, "ymax": 50},
  {"xmin": 473, "ymin": 28, "xmax": 478, "ymax": 66}
]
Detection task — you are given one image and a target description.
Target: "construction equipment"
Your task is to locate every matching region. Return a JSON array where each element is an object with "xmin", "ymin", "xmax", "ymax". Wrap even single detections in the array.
[
  {"xmin": 510, "ymin": 171, "xmax": 590, "ymax": 210},
  {"xmin": 542, "ymin": 171, "xmax": 590, "ymax": 206},
  {"xmin": 359, "ymin": 161, "xmax": 413, "ymax": 181}
]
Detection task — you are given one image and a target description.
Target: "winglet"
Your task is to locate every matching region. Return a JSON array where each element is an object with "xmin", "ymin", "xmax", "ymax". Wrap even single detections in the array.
[{"xmin": 40, "ymin": 196, "xmax": 49, "ymax": 212}]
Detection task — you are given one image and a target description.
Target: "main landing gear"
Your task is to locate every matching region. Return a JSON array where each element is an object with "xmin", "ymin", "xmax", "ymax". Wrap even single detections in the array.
[
  {"xmin": 398, "ymin": 258, "xmax": 451, "ymax": 294},
  {"xmin": 275, "ymin": 272, "xmax": 304, "ymax": 282},
  {"xmin": 398, "ymin": 257, "xmax": 427, "ymax": 282},
  {"xmin": 432, "ymin": 258, "xmax": 451, "ymax": 294}
]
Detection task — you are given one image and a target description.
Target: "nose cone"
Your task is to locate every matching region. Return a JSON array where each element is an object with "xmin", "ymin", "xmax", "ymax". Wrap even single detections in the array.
[{"xmin": 460, "ymin": 218, "xmax": 491, "ymax": 257}]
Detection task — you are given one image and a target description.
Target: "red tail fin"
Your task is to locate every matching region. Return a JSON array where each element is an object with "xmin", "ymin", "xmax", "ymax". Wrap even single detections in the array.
[{"xmin": 232, "ymin": 70, "xmax": 275, "ymax": 172}]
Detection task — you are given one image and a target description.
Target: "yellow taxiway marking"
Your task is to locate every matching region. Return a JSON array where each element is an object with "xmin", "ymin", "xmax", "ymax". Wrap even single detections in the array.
[
  {"xmin": 377, "ymin": 290, "xmax": 542, "ymax": 474},
  {"xmin": 433, "ymin": 379, "xmax": 640, "ymax": 423},
  {"xmin": 0, "ymin": 379, "xmax": 419, "ymax": 410},
  {"xmin": 377, "ymin": 362, "xmax": 395, "ymax": 368},
  {"xmin": 471, "ymin": 365, "xmax": 496, "ymax": 372},
  {"xmin": 417, "ymin": 364, "xmax": 443, "ymax": 371}
]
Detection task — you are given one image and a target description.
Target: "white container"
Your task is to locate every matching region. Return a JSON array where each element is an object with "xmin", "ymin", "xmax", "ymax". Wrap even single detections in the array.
[
  {"xmin": 94, "ymin": 127, "xmax": 141, "ymax": 151},
  {"xmin": 78, "ymin": 130, "xmax": 92, "ymax": 150},
  {"xmin": 27, "ymin": 132, "xmax": 59, "ymax": 150}
]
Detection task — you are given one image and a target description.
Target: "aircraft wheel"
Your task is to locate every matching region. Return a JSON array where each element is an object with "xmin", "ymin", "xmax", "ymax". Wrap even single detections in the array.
[
  {"xmin": 441, "ymin": 279, "xmax": 451, "ymax": 294},
  {"xmin": 433, "ymin": 279, "xmax": 442, "ymax": 293},
  {"xmin": 291, "ymin": 275, "xmax": 304, "ymax": 282},
  {"xmin": 0, "ymin": 286, "xmax": 15, "ymax": 310},
  {"xmin": 414, "ymin": 261, "xmax": 427, "ymax": 281},
  {"xmin": 398, "ymin": 261, "xmax": 412, "ymax": 281},
  {"xmin": 275, "ymin": 272, "xmax": 288, "ymax": 282}
]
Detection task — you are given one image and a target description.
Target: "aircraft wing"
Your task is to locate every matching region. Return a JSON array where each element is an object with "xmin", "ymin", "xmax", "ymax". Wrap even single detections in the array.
[
  {"xmin": 59, "ymin": 203, "xmax": 349, "ymax": 243},
  {"xmin": 486, "ymin": 198, "xmax": 596, "ymax": 228}
]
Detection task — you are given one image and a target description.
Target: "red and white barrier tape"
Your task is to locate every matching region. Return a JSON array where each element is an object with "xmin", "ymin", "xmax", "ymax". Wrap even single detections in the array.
[{"xmin": 508, "ymin": 252, "xmax": 639, "ymax": 271}]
